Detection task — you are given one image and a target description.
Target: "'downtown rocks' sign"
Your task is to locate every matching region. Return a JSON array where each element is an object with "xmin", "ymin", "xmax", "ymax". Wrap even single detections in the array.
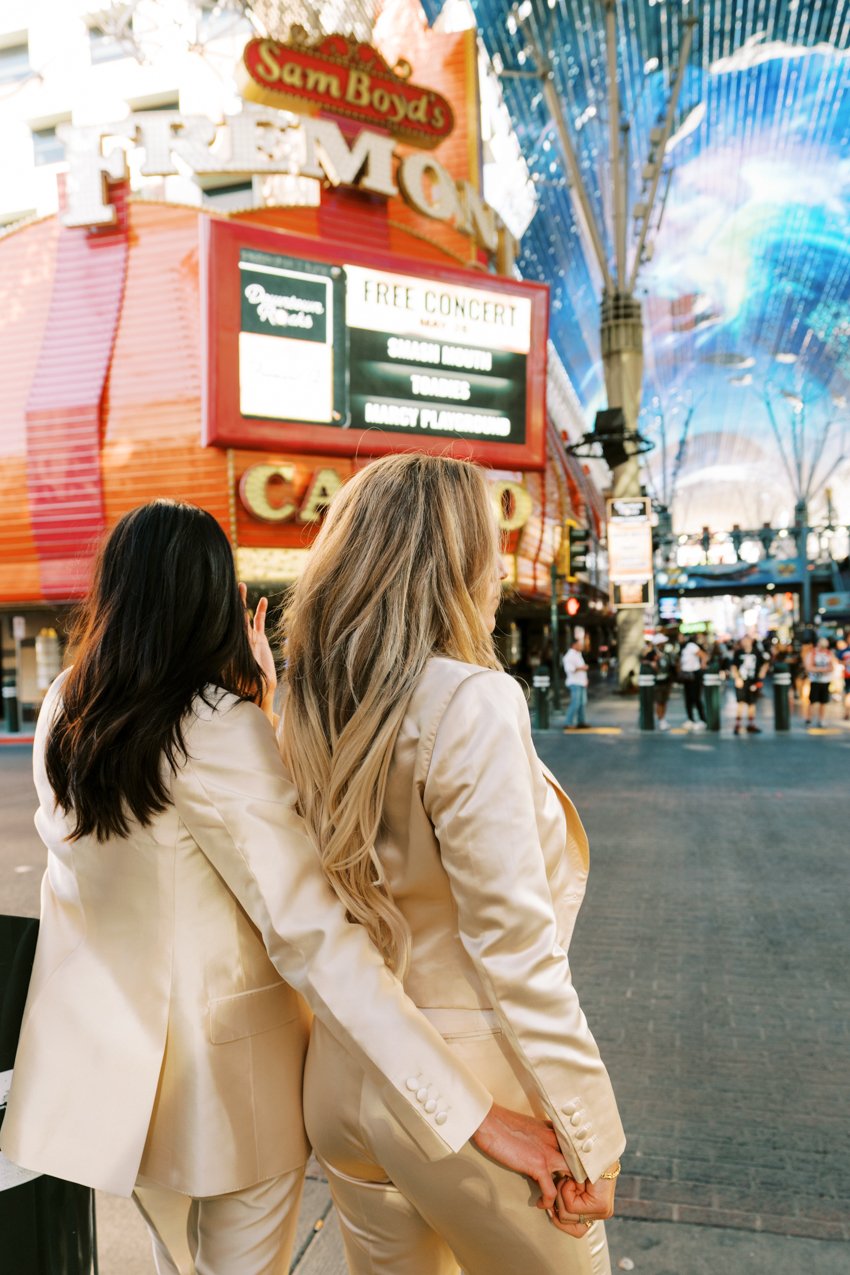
[{"xmin": 239, "ymin": 31, "xmax": 454, "ymax": 149}]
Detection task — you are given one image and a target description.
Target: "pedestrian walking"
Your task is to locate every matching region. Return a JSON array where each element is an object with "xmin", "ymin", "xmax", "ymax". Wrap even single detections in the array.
[
  {"xmin": 678, "ymin": 635, "xmax": 707, "ymax": 731},
  {"xmin": 731, "ymin": 635, "xmax": 770, "ymax": 734},
  {"xmin": 280, "ymin": 454, "xmax": 625, "ymax": 1273},
  {"xmin": 562, "ymin": 635, "xmax": 590, "ymax": 730},
  {"xmin": 649, "ymin": 635, "xmax": 674, "ymax": 731},
  {"xmin": 805, "ymin": 637, "xmax": 839, "ymax": 727},
  {"xmin": 835, "ymin": 638, "xmax": 850, "ymax": 720}
]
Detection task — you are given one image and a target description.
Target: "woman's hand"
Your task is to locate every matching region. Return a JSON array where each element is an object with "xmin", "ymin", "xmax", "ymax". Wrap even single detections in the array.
[
  {"xmin": 549, "ymin": 1171, "xmax": 617, "ymax": 1238},
  {"xmin": 239, "ymin": 583, "xmax": 277, "ymax": 721},
  {"xmin": 471, "ymin": 1104, "xmax": 568, "ymax": 1212}
]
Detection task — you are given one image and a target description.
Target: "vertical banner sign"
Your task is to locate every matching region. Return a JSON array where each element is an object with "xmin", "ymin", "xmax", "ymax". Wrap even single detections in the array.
[{"xmin": 607, "ymin": 496, "xmax": 654, "ymax": 608}]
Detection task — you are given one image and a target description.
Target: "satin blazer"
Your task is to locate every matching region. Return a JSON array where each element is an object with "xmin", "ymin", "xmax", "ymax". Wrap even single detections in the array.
[
  {"xmin": 377, "ymin": 656, "xmax": 626, "ymax": 1184},
  {"xmin": 0, "ymin": 673, "xmax": 490, "ymax": 1198}
]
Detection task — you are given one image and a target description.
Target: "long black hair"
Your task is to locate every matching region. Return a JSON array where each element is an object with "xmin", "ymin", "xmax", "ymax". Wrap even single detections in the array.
[{"xmin": 46, "ymin": 500, "xmax": 264, "ymax": 841}]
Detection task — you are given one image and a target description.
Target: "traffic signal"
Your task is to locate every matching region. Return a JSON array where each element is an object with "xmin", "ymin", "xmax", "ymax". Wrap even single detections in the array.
[
  {"xmin": 566, "ymin": 596, "xmax": 580, "ymax": 617},
  {"xmin": 567, "ymin": 522, "xmax": 592, "ymax": 579}
]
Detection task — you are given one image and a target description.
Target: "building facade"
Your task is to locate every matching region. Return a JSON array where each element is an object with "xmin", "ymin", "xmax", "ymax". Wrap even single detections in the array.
[{"xmin": 0, "ymin": 0, "xmax": 609, "ymax": 725}]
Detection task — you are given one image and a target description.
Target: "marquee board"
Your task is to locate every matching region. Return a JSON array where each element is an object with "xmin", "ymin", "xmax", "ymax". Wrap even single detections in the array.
[{"xmin": 202, "ymin": 218, "xmax": 548, "ymax": 469}]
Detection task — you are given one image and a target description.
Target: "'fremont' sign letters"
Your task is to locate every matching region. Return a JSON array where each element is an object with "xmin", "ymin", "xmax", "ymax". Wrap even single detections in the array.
[{"xmin": 59, "ymin": 109, "xmax": 509, "ymax": 258}]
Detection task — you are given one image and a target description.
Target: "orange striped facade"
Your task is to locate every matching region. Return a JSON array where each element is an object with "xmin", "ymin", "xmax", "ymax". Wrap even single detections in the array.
[{"xmin": 0, "ymin": 23, "xmax": 580, "ymax": 609}]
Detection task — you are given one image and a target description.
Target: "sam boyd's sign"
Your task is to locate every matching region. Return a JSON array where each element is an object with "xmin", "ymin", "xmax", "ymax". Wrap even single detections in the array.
[{"xmin": 239, "ymin": 33, "xmax": 454, "ymax": 149}]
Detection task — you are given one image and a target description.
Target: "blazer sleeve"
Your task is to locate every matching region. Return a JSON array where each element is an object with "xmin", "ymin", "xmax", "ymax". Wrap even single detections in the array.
[
  {"xmin": 423, "ymin": 670, "xmax": 626, "ymax": 1182},
  {"xmin": 171, "ymin": 693, "xmax": 491, "ymax": 1161}
]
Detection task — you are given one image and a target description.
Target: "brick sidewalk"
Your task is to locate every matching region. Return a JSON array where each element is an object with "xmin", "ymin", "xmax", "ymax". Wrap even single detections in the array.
[
  {"xmin": 5, "ymin": 703, "xmax": 849, "ymax": 1266},
  {"xmin": 536, "ymin": 708, "xmax": 850, "ymax": 1243}
]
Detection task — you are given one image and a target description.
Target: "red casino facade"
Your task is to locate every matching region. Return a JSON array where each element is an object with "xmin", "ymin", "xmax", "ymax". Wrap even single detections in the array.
[{"xmin": 0, "ymin": 23, "xmax": 606, "ymax": 726}]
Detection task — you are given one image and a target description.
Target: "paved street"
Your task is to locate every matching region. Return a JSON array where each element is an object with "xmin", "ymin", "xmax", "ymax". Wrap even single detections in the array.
[{"xmin": 2, "ymin": 683, "xmax": 849, "ymax": 1272}]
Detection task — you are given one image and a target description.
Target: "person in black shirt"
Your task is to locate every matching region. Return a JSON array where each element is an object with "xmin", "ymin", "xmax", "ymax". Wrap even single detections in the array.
[{"xmin": 731, "ymin": 636, "xmax": 770, "ymax": 735}]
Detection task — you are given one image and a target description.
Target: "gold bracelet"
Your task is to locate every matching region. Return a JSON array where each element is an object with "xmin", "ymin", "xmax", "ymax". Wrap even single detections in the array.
[{"xmin": 600, "ymin": 1160, "xmax": 621, "ymax": 1180}]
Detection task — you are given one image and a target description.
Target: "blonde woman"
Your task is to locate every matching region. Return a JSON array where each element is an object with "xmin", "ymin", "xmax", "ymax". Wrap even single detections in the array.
[{"xmin": 280, "ymin": 455, "xmax": 625, "ymax": 1275}]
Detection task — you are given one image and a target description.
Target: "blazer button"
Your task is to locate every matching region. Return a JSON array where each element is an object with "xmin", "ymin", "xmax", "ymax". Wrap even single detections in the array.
[
  {"xmin": 582, "ymin": 1140, "xmax": 594, "ymax": 1153},
  {"xmin": 416, "ymin": 1088, "xmax": 428, "ymax": 1104},
  {"xmin": 577, "ymin": 1125, "xmax": 592, "ymax": 1139},
  {"xmin": 425, "ymin": 1100, "xmax": 437, "ymax": 1114},
  {"xmin": 562, "ymin": 1099, "xmax": 580, "ymax": 1116},
  {"xmin": 570, "ymin": 1112, "xmax": 583, "ymax": 1126},
  {"xmin": 435, "ymin": 1112, "xmax": 448, "ymax": 1125},
  {"xmin": 406, "ymin": 1078, "xmax": 420, "ymax": 1091}
]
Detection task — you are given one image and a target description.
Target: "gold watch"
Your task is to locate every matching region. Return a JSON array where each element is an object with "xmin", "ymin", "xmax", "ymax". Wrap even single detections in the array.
[{"xmin": 600, "ymin": 1160, "xmax": 621, "ymax": 1180}]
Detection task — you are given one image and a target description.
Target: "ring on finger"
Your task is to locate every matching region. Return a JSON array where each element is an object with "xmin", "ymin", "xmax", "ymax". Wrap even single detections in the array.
[{"xmin": 579, "ymin": 1215, "xmax": 593, "ymax": 1228}]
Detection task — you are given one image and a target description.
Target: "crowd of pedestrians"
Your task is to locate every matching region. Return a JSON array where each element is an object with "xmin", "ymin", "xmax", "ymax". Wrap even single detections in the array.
[
  {"xmin": 640, "ymin": 628, "xmax": 848, "ymax": 734},
  {"xmin": 552, "ymin": 624, "xmax": 849, "ymax": 734}
]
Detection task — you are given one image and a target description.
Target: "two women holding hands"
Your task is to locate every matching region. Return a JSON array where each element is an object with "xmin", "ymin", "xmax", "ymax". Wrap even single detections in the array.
[{"xmin": 1, "ymin": 453, "xmax": 623, "ymax": 1274}]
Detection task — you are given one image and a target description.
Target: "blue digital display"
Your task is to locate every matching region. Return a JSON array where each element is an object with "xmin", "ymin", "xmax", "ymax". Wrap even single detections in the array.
[{"xmin": 427, "ymin": 2, "xmax": 850, "ymax": 531}]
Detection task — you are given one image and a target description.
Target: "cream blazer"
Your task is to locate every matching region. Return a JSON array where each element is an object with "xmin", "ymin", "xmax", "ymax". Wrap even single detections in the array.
[
  {"xmin": 0, "ymin": 673, "xmax": 491, "ymax": 1199},
  {"xmin": 377, "ymin": 656, "xmax": 626, "ymax": 1184}
]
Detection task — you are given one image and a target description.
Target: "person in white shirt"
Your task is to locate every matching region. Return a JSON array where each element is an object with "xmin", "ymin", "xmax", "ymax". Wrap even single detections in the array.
[
  {"xmin": 562, "ymin": 637, "xmax": 590, "ymax": 730},
  {"xmin": 805, "ymin": 637, "xmax": 839, "ymax": 727},
  {"xmin": 678, "ymin": 638, "xmax": 707, "ymax": 731}
]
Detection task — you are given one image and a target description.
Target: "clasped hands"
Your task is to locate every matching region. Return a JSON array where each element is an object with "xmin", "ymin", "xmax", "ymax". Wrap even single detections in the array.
[{"xmin": 471, "ymin": 1105, "xmax": 616, "ymax": 1240}]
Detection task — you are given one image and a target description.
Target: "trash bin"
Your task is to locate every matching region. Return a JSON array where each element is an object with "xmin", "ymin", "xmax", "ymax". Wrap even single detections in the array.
[
  {"xmin": 0, "ymin": 916, "xmax": 97, "ymax": 1274},
  {"xmin": 703, "ymin": 664, "xmax": 722, "ymax": 732},
  {"xmin": 532, "ymin": 670, "xmax": 551, "ymax": 730},
  {"xmin": 638, "ymin": 663, "xmax": 655, "ymax": 731},
  {"xmin": 773, "ymin": 662, "xmax": 791, "ymax": 732}
]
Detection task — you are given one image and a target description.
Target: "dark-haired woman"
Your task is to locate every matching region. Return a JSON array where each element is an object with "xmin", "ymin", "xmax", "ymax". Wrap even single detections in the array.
[{"xmin": 0, "ymin": 500, "xmax": 567, "ymax": 1275}]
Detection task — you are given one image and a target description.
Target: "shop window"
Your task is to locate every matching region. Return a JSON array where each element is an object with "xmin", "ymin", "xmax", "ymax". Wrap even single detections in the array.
[
  {"xmin": 88, "ymin": 7, "xmax": 132, "ymax": 64},
  {"xmin": 31, "ymin": 125, "xmax": 66, "ymax": 166},
  {"xmin": 88, "ymin": 24, "xmax": 125, "ymax": 63},
  {"xmin": 198, "ymin": 1, "xmax": 237, "ymax": 38},
  {"xmin": 0, "ymin": 39, "xmax": 30, "ymax": 83}
]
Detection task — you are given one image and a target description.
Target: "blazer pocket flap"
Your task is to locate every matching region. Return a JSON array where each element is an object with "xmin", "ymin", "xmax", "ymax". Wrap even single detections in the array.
[{"xmin": 209, "ymin": 981, "xmax": 298, "ymax": 1044}]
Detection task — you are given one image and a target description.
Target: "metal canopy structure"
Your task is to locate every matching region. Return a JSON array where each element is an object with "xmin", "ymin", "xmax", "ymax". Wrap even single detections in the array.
[{"xmin": 421, "ymin": 0, "xmax": 850, "ymax": 536}]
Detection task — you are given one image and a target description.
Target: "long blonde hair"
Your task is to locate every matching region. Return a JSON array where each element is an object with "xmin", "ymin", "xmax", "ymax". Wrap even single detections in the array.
[{"xmin": 280, "ymin": 453, "xmax": 502, "ymax": 974}]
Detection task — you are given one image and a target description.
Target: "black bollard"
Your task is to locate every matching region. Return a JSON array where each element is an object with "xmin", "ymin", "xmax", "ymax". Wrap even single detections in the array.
[
  {"xmin": 703, "ymin": 663, "xmax": 722, "ymax": 732},
  {"xmin": 638, "ymin": 662, "xmax": 655, "ymax": 731},
  {"xmin": 773, "ymin": 662, "xmax": 791, "ymax": 732},
  {"xmin": 532, "ymin": 670, "xmax": 551, "ymax": 730},
  {"xmin": 2, "ymin": 676, "xmax": 19, "ymax": 734}
]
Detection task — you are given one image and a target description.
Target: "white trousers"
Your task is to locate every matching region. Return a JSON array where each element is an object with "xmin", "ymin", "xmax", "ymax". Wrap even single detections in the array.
[{"xmin": 133, "ymin": 1167, "xmax": 305, "ymax": 1275}]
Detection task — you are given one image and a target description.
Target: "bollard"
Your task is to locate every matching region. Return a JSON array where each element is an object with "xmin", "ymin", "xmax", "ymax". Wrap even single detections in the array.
[
  {"xmin": 638, "ymin": 663, "xmax": 655, "ymax": 731},
  {"xmin": 773, "ymin": 662, "xmax": 791, "ymax": 731},
  {"xmin": 532, "ymin": 670, "xmax": 551, "ymax": 730},
  {"xmin": 2, "ymin": 678, "xmax": 19, "ymax": 734},
  {"xmin": 703, "ymin": 664, "xmax": 722, "ymax": 732}
]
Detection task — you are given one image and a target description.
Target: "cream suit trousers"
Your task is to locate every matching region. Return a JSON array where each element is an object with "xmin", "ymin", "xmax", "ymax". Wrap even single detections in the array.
[
  {"xmin": 133, "ymin": 1168, "xmax": 305, "ymax": 1275},
  {"xmin": 304, "ymin": 1022, "xmax": 612, "ymax": 1275}
]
